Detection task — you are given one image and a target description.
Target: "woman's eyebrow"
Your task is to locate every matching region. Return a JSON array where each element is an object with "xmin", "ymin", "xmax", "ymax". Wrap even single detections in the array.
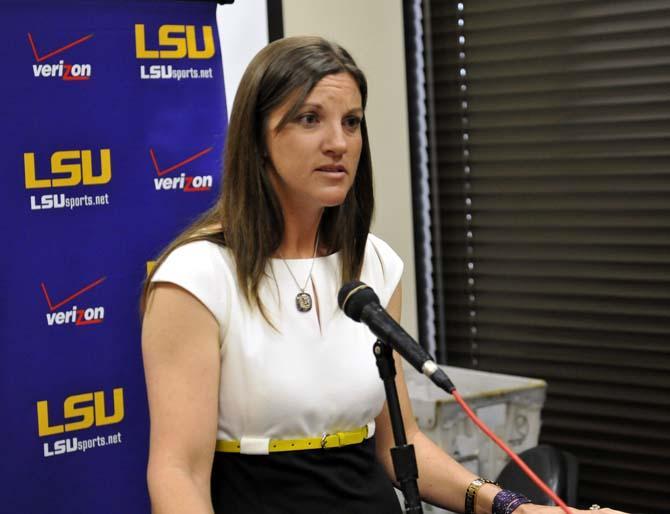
[
  {"xmin": 299, "ymin": 102, "xmax": 324, "ymax": 111},
  {"xmin": 299, "ymin": 103, "xmax": 363, "ymax": 115}
]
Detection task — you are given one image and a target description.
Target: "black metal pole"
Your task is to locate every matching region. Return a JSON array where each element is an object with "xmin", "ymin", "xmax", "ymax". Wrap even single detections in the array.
[{"xmin": 373, "ymin": 340, "xmax": 423, "ymax": 513}]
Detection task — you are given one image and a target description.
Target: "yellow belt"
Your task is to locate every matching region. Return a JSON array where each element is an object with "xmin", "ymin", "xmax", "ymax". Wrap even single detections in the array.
[{"xmin": 216, "ymin": 426, "xmax": 369, "ymax": 453}]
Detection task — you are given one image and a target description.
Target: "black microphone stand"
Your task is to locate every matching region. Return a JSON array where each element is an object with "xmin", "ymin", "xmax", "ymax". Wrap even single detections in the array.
[{"xmin": 373, "ymin": 339, "xmax": 423, "ymax": 513}]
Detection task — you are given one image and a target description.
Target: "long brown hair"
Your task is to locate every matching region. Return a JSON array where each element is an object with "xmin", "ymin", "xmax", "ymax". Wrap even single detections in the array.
[{"xmin": 141, "ymin": 36, "xmax": 374, "ymax": 319}]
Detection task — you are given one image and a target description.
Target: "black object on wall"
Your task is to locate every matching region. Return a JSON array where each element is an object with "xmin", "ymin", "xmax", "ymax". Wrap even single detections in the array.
[{"xmin": 267, "ymin": 0, "xmax": 283, "ymax": 42}]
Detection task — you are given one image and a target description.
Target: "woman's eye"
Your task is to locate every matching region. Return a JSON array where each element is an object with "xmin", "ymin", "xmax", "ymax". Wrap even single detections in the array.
[
  {"xmin": 297, "ymin": 113, "xmax": 318, "ymax": 126},
  {"xmin": 344, "ymin": 116, "xmax": 361, "ymax": 130}
]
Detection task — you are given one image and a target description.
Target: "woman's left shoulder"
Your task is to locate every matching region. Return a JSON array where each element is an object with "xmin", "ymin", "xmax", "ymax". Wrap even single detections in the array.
[
  {"xmin": 362, "ymin": 233, "xmax": 404, "ymax": 306},
  {"xmin": 365, "ymin": 233, "xmax": 403, "ymax": 269}
]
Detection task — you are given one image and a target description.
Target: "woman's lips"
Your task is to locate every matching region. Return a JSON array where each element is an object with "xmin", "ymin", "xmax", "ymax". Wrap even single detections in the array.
[{"xmin": 315, "ymin": 165, "xmax": 346, "ymax": 173}]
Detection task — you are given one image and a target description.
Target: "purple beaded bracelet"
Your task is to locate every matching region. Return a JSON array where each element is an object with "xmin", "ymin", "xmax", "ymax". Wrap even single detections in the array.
[{"xmin": 493, "ymin": 489, "xmax": 532, "ymax": 514}]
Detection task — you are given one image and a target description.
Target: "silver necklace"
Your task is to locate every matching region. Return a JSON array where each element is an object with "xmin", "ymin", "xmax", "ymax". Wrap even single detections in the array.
[{"xmin": 279, "ymin": 234, "xmax": 319, "ymax": 313}]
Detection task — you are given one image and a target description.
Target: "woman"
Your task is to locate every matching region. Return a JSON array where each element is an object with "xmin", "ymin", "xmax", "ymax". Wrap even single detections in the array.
[{"xmin": 141, "ymin": 36, "xmax": 622, "ymax": 514}]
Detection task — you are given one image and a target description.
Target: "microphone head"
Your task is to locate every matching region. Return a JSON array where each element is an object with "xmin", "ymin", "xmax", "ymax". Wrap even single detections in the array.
[{"xmin": 338, "ymin": 280, "xmax": 379, "ymax": 322}]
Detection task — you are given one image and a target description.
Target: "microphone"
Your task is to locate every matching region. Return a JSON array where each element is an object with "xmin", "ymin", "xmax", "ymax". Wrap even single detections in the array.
[{"xmin": 338, "ymin": 281, "xmax": 455, "ymax": 393}]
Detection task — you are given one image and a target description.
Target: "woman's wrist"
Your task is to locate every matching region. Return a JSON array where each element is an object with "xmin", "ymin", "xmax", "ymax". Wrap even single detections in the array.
[
  {"xmin": 466, "ymin": 478, "xmax": 498, "ymax": 514},
  {"xmin": 511, "ymin": 503, "xmax": 538, "ymax": 514},
  {"xmin": 491, "ymin": 489, "xmax": 532, "ymax": 514},
  {"xmin": 475, "ymin": 482, "xmax": 502, "ymax": 514}
]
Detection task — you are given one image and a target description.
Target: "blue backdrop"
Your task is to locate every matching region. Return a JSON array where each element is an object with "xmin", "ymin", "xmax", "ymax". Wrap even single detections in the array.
[{"xmin": 1, "ymin": 1, "xmax": 226, "ymax": 511}]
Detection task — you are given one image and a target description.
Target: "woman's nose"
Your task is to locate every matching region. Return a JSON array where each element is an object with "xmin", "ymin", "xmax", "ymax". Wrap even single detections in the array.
[{"xmin": 322, "ymin": 123, "xmax": 347, "ymax": 155}]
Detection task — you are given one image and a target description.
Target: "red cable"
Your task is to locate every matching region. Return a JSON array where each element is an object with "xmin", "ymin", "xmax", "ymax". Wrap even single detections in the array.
[{"xmin": 450, "ymin": 389, "xmax": 572, "ymax": 514}]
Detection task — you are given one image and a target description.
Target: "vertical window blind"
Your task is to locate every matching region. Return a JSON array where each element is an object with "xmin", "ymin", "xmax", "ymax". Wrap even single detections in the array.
[{"xmin": 424, "ymin": 1, "xmax": 670, "ymax": 512}]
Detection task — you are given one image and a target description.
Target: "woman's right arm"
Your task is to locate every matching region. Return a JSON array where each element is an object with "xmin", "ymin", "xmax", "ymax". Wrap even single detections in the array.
[{"xmin": 142, "ymin": 282, "xmax": 221, "ymax": 514}]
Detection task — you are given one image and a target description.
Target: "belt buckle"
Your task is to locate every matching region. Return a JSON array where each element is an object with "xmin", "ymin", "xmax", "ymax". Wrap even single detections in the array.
[{"xmin": 321, "ymin": 432, "xmax": 341, "ymax": 449}]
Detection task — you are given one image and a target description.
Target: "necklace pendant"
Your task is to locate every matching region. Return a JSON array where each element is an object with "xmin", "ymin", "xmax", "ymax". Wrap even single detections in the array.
[{"xmin": 296, "ymin": 292, "xmax": 313, "ymax": 312}]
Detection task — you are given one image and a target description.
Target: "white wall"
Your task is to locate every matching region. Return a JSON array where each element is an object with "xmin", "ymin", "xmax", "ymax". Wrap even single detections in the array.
[{"xmin": 282, "ymin": 0, "xmax": 418, "ymax": 338}]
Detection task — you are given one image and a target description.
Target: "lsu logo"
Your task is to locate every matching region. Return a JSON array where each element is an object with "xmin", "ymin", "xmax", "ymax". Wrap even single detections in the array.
[
  {"xmin": 37, "ymin": 388, "xmax": 124, "ymax": 437},
  {"xmin": 135, "ymin": 24, "xmax": 215, "ymax": 59},
  {"xmin": 24, "ymin": 149, "xmax": 112, "ymax": 189}
]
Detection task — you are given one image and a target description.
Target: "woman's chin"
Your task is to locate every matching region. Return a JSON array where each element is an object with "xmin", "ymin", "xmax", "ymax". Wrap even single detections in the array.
[{"xmin": 320, "ymin": 194, "xmax": 349, "ymax": 208}]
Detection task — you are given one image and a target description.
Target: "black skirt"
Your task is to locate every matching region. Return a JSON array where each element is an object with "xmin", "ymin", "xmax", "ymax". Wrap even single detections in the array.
[{"xmin": 211, "ymin": 436, "xmax": 403, "ymax": 514}]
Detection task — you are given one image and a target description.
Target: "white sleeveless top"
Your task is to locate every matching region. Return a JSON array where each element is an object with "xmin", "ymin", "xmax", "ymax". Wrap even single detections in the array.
[{"xmin": 151, "ymin": 233, "xmax": 403, "ymax": 451}]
